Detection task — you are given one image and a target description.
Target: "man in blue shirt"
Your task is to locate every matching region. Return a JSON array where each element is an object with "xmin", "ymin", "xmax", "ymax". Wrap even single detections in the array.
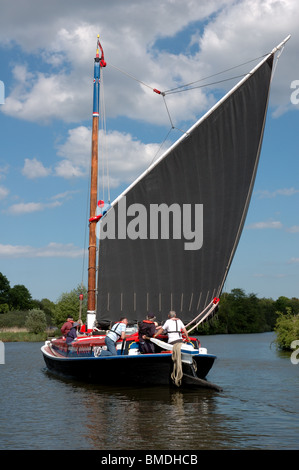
[{"xmin": 101, "ymin": 317, "xmax": 128, "ymax": 356}]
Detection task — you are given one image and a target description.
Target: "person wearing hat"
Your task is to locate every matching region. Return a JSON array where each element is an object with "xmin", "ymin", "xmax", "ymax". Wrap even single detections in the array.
[
  {"xmin": 61, "ymin": 317, "xmax": 74, "ymax": 337},
  {"xmin": 138, "ymin": 314, "xmax": 157, "ymax": 353},
  {"xmin": 66, "ymin": 322, "xmax": 80, "ymax": 344}
]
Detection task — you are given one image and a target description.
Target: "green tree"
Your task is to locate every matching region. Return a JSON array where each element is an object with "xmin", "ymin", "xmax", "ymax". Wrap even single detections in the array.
[
  {"xmin": 274, "ymin": 307, "xmax": 299, "ymax": 350},
  {"xmin": 275, "ymin": 296, "xmax": 294, "ymax": 314},
  {"xmin": 8, "ymin": 284, "xmax": 33, "ymax": 311},
  {"xmin": 54, "ymin": 285, "xmax": 87, "ymax": 327},
  {"xmin": 197, "ymin": 288, "xmax": 278, "ymax": 335},
  {"xmin": 0, "ymin": 273, "xmax": 10, "ymax": 312},
  {"xmin": 39, "ymin": 298, "xmax": 56, "ymax": 325},
  {"xmin": 259, "ymin": 297, "xmax": 277, "ymax": 331},
  {"xmin": 289, "ymin": 297, "xmax": 299, "ymax": 315},
  {"xmin": 25, "ymin": 309, "xmax": 47, "ymax": 334}
]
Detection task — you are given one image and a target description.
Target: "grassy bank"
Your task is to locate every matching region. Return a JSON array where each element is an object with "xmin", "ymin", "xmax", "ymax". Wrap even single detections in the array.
[{"xmin": 0, "ymin": 328, "xmax": 56, "ymax": 342}]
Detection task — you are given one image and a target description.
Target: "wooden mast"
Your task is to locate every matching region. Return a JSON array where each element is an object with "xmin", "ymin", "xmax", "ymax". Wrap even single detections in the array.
[{"xmin": 87, "ymin": 35, "xmax": 106, "ymax": 330}]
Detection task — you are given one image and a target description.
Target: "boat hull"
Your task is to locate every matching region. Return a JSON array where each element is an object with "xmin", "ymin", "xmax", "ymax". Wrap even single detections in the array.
[{"xmin": 41, "ymin": 343, "xmax": 216, "ymax": 387}]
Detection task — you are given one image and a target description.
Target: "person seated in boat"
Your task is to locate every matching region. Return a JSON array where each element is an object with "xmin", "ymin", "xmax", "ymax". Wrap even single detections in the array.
[
  {"xmin": 100, "ymin": 317, "xmax": 128, "ymax": 356},
  {"xmin": 61, "ymin": 317, "xmax": 74, "ymax": 337},
  {"xmin": 65, "ymin": 322, "xmax": 80, "ymax": 344},
  {"xmin": 138, "ymin": 314, "xmax": 157, "ymax": 353},
  {"xmin": 154, "ymin": 311, "xmax": 190, "ymax": 345}
]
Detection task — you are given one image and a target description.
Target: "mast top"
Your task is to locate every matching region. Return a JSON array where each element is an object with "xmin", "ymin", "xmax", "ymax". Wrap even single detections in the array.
[
  {"xmin": 96, "ymin": 34, "xmax": 106, "ymax": 67},
  {"xmin": 96, "ymin": 34, "xmax": 100, "ymax": 59},
  {"xmin": 271, "ymin": 34, "xmax": 291, "ymax": 54}
]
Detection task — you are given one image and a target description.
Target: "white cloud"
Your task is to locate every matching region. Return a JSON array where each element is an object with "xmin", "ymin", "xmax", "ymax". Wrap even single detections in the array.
[
  {"xmin": 1, "ymin": 0, "xmax": 297, "ymax": 125},
  {"xmin": 0, "ymin": 186, "xmax": 9, "ymax": 200},
  {"xmin": 0, "ymin": 242, "xmax": 84, "ymax": 258},
  {"xmin": 255, "ymin": 187, "xmax": 299, "ymax": 198},
  {"xmin": 51, "ymin": 190, "xmax": 80, "ymax": 201},
  {"xmin": 56, "ymin": 126, "xmax": 161, "ymax": 185},
  {"xmin": 6, "ymin": 200, "xmax": 61, "ymax": 215},
  {"xmin": 247, "ymin": 220, "xmax": 283, "ymax": 229},
  {"xmin": 0, "ymin": 165, "xmax": 9, "ymax": 180},
  {"xmin": 55, "ymin": 126, "xmax": 91, "ymax": 177},
  {"xmin": 22, "ymin": 158, "xmax": 51, "ymax": 178},
  {"xmin": 287, "ymin": 226, "xmax": 299, "ymax": 233},
  {"xmin": 3, "ymin": 68, "xmax": 79, "ymax": 123}
]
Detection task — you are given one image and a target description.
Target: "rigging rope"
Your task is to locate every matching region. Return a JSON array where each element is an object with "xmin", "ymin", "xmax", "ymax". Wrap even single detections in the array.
[
  {"xmin": 164, "ymin": 74, "xmax": 247, "ymax": 95},
  {"xmin": 109, "ymin": 62, "xmax": 158, "ymax": 93},
  {"xmin": 271, "ymin": 43, "xmax": 285, "ymax": 83},
  {"xmin": 163, "ymin": 54, "xmax": 267, "ymax": 94},
  {"xmin": 109, "ymin": 53, "xmax": 267, "ymax": 96},
  {"xmin": 108, "ymin": 54, "xmax": 269, "ymax": 167}
]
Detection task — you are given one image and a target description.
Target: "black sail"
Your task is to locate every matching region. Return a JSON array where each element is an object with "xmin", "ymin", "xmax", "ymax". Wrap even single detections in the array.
[{"xmin": 96, "ymin": 54, "xmax": 274, "ymax": 326}]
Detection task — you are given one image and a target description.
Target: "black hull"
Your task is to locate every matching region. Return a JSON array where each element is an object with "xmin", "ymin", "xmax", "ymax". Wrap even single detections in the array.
[{"xmin": 41, "ymin": 346, "xmax": 216, "ymax": 388}]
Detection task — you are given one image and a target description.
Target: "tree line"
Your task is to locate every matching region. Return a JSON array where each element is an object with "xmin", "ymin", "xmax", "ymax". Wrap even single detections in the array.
[
  {"xmin": 197, "ymin": 288, "xmax": 299, "ymax": 336},
  {"xmin": 0, "ymin": 272, "xmax": 298, "ymax": 349},
  {"xmin": 0, "ymin": 272, "xmax": 87, "ymax": 329}
]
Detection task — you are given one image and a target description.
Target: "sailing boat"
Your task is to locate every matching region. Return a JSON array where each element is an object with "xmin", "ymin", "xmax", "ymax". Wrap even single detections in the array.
[{"xmin": 41, "ymin": 35, "xmax": 290, "ymax": 389}]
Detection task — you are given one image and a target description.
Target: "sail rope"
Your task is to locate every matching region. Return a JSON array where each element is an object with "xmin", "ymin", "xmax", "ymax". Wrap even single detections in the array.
[
  {"xmin": 185, "ymin": 298, "xmax": 220, "ymax": 334},
  {"xmin": 271, "ymin": 43, "xmax": 285, "ymax": 83},
  {"xmin": 171, "ymin": 342, "xmax": 183, "ymax": 387},
  {"xmin": 163, "ymin": 54, "xmax": 268, "ymax": 94},
  {"xmin": 164, "ymin": 74, "xmax": 246, "ymax": 95},
  {"xmin": 109, "ymin": 53, "xmax": 267, "ymax": 96},
  {"xmin": 108, "ymin": 53, "xmax": 269, "ymax": 164}
]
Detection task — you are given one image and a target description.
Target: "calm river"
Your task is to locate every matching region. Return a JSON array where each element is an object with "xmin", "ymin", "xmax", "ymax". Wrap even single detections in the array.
[{"xmin": 0, "ymin": 332, "xmax": 298, "ymax": 450}]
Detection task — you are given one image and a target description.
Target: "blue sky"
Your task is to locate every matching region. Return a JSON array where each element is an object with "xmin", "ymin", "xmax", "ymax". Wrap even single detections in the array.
[{"xmin": 0, "ymin": 0, "xmax": 298, "ymax": 302}]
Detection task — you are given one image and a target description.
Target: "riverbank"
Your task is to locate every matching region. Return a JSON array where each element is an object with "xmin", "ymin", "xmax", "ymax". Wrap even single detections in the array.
[{"xmin": 0, "ymin": 328, "xmax": 50, "ymax": 342}]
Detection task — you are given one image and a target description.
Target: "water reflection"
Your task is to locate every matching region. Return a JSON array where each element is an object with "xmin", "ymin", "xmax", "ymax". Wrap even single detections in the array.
[
  {"xmin": 1, "ymin": 335, "xmax": 298, "ymax": 450},
  {"xmin": 44, "ymin": 371, "xmax": 233, "ymax": 450}
]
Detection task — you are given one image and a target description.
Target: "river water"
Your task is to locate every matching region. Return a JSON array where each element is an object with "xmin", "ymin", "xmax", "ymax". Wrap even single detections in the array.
[{"xmin": 0, "ymin": 332, "xmax": 298, "ymax": 450}]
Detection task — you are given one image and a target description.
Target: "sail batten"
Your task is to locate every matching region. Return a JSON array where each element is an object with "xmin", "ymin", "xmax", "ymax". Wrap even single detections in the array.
[{"xmin": 96, "ymin": 51, "xmax": 275, "ymax": 326}]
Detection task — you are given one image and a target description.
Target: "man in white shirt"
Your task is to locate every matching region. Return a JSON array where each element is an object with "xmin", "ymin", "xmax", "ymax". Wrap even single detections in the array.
[
  {"xmin": 154, "ymin": 311, "xmax": 190, "ymax": 344},
  {"xmin": 101, "ymin": 317, "xmax": 128, "ymax": 356}
]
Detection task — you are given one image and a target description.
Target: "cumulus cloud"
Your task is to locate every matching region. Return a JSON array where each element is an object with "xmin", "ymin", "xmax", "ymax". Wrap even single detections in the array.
[
  {"xmin": 287, "ymin": 226, "xmax": 299, "ymax": 233},
  {"xmin": 56, "ymin": 126, "xmax": 161, "ymax": 186},
  {"xmin": 0, "ymin": 242, "xmax": 84, "ymax": 258},
  {"xmin": 22, "ymin": 158, "xmax": 51, "ymax": 178},
  {"xmin": 0, "ymin": 186, "xmax": 9, "ymax": 200},
  {"xmin": 255, "ymin": 187, "xmax": 299, "ymax": 198},
  {"xmin": 247, "ymin": 220, "xmax": 283, "ymax": 229},
  {"xmin": 6, "ymin": 200, "xmax": 61, "ymax": 215},
  {"xmin": 4, "ymin": 189, "xmax": 80, "ymax": 215},
  {"xmin": 1, "ymin": 0, "xmax": 297, "ymax": 125}
]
